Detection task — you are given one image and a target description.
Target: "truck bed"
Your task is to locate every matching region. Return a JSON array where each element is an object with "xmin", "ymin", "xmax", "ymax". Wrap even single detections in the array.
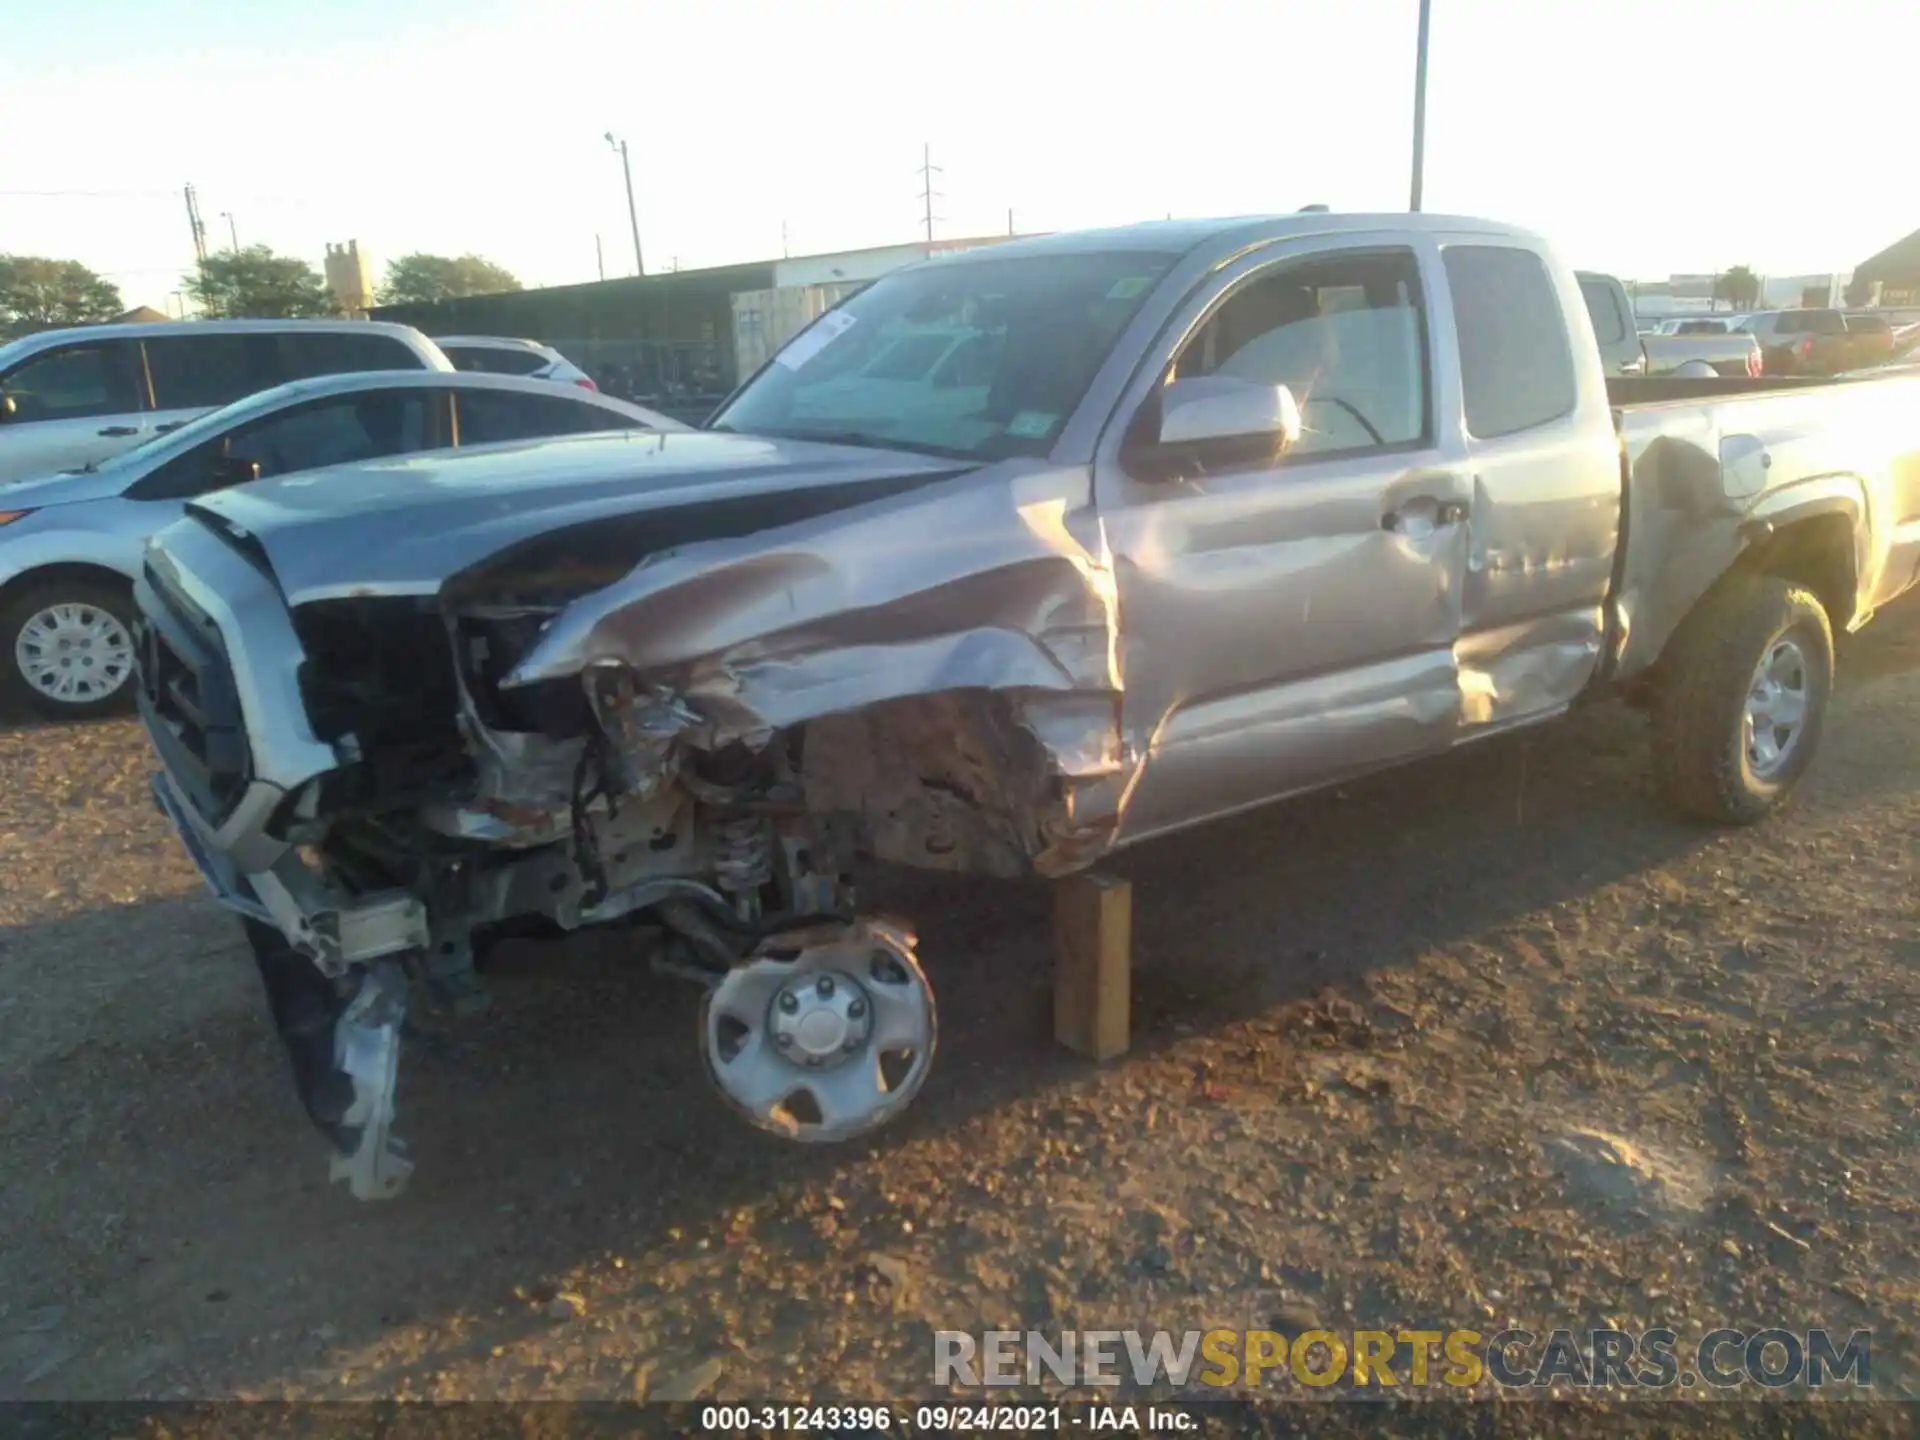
[{"xmin": 1604, "ymin": 369, "xmax": 1920, "ymax": 683}]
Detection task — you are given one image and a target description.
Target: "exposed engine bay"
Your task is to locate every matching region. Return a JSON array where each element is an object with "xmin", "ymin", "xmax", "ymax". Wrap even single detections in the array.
[{"xmin": 137, "ymin": 445, "xmax": 1131, "ymax": 1200}]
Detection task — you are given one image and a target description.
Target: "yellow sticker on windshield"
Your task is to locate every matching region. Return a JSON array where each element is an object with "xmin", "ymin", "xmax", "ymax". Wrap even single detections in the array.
[{"xmin": 1106, "ymin": 276, "xmax": 1154, "ymax": 301}]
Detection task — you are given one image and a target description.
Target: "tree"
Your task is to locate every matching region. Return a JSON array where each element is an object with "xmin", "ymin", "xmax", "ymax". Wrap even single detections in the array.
[
  {"xmin": 379, "ymin": 253, "xmax": 522, "ymax": 306},
  {"xmin": 1719, "ymin": 265, "xmax": 1760, "ymax": 312},
  {"xmin": 185, "ymin": 245, "xmax": 337, "ymax": 319},
  {"xmin": 0, "ymin": 255, "xmax": 123, "ymax": 338}
]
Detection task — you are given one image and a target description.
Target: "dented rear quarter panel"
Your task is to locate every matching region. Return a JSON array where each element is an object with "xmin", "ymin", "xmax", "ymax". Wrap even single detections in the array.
[{"xmin": 1608, "ymin": 375, "xmax": 1920, "ymax": 680}]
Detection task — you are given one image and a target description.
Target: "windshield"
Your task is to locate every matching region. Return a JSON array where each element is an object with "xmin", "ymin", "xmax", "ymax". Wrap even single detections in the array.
[{"xmin": 709, "ymin": 250, "xmax": 1180, "ymax": 460}]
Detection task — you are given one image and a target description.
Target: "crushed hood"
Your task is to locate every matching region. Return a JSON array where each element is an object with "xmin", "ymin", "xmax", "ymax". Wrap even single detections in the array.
[{"xmin": 183, "ymin": 430, "xmax": 966, "ymax": 606}]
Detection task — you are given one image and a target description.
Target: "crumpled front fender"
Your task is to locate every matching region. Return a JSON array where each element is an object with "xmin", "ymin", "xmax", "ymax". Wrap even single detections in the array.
[{"xmin": 499, "ymin": 461, "xmax": 1132, "ymax": 876}]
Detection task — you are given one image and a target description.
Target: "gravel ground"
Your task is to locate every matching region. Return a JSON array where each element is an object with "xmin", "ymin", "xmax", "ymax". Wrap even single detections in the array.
[{"xmin": 3, "ymin": 604, "xmax": 1919, "ymax": 1430}]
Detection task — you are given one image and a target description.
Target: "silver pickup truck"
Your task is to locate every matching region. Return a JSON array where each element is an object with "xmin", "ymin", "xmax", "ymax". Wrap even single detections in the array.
[{"xmin": 133, "ymin": 213, "xmax": 1920, "ymax": 1198}]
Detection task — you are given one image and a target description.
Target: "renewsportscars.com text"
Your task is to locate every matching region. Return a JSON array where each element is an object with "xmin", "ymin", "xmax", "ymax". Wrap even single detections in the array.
[{"xmin": 934, "ymin": 1327, "xmax": 1873, "ymax": 1390}]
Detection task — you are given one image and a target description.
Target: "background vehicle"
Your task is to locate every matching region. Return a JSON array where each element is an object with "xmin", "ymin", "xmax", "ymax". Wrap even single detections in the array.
[
  {"xmin": 1577, "ymin": 273, "xmax": 1762, "ymax": 378},
  {"xmin": 434, "ymin": 336, "xmax": 596, "ymax": 389},
  {"xmin": 0, "ymin": 320, "xmax": 451, "ymax": 485},
  {"xmin": 1654, "ymin": 317, "xmax": 1740, "ymax": 335},
  {"xmin": 1842, "ymin": 312, "xmax": 1896, "ymax": 368},
  {"xmin": 135, "ymin": 213, "xmax": 1920, "ymax": 1200},
  {"xmin": 1733, "ymin": 309, "xmax": 1853, "ymax": 375},
  {"xmin": 0, "ymin": 371, "xmax": 680, "ymax": 718}
]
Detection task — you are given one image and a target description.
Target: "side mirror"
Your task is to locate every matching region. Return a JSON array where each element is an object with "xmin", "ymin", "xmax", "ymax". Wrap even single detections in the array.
[
  {"xmin": 210, "ymin": 455, "xmax": 263, "ymax": 488},
  {"xmin": 1156, "ymin": 375, "xmax": 1303, "ymax": 451}
]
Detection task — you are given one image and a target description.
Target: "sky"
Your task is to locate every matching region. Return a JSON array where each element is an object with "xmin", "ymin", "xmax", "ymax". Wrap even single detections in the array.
[{"xmin": 3, "ymin": 0, "xmax": 1914, "ymax": 311}]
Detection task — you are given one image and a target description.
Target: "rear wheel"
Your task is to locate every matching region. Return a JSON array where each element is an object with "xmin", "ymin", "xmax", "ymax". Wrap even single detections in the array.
[
  {"xmin": 1650, "ymin": 575, "xmax": 1833, "ymax": 824},
  {"xmin": 0, "ymin": 578, "xmax": 139, "ymax": 719}
]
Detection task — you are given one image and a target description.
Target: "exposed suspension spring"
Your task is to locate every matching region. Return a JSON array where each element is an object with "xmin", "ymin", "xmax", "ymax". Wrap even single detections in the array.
[{"xmin": 713, "ymin": 812, "xmax": 774, "ymax": 920}]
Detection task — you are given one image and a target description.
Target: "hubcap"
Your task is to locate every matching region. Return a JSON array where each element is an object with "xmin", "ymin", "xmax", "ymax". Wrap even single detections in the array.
[
  {"xmin": 702, "ymin": 918, "xmax": 935, "ymax": 1143},
  {"xmin": 14, "ymin": 602, "xmax": 134, "ymax": 705},
  {"xmin": 1744, "ymin": 637, "xmax": 1809, "ymax": 778}
]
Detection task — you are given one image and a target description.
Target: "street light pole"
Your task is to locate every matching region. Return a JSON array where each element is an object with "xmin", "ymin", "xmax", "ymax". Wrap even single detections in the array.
[
  {"xmin": 1409, "ymin": 0, "xmax": 1432, "ymax": 212},
  {"xmin": 604, "ymin": 132, "xmax": 645, "ymax": 277}
]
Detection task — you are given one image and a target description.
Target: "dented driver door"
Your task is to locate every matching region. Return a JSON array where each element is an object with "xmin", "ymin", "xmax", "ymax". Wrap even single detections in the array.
[{"xmin": 1092, "ymin": 232, "xmax": 1473, "ymax": 845}]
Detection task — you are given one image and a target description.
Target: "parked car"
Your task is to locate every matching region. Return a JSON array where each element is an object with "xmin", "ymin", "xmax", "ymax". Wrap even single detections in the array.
[
  {"xmin": 0, "ymin": 371, "xmax": 680, "ymax": 717},
  {"xmin": 1732, "ymin": 309, "xmax": 1853, "ymax": 375},
  {"xmin": 434, "ymin": 336, "xmax": 596, "ymax": 390},
  {"xmin": 136, "ymin": 212, "xmax": 1920, "ymax": 1200},
  {"xmin": 1578, "ymin": 274, "xmax": 1762, "ymax": 377},
  {"xmin": 0, "ymin": 320, "xmax": 451, "ymax": 485},
  {"xmin": 1841, "ymin": 312, "xmax": 1897, "ymax": 368}
]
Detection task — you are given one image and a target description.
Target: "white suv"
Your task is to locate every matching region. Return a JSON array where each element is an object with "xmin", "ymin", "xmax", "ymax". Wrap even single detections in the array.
[
  {"xmin": 434, "ymin": 336, "xmax": 597, "ymax": 389},
  {"xmin": 0, "ymin": 319, "xmax": 451, "ymax": 485}
]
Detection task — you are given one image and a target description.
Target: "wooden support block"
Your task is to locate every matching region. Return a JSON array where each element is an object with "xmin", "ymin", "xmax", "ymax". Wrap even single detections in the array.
[{"xmin": 1053, "ymin": 870, "xmax": 1133, "ymax": 1061}]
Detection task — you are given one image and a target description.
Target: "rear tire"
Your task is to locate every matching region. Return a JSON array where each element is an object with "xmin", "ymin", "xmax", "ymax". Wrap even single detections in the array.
[
  {"xmin": 0, "ymin": 578, "xmax": 139, "ymax": 720},
  {"xmin": 1650, "ymin": 575, "xmax": 1833, "ymax": 824}
]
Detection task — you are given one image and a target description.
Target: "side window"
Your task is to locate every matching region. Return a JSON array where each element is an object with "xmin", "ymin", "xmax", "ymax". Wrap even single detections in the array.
[
  {"xmin": 1442, "ymin": 245, "xmax": 1577, "ymax": 440},
  {"xmin": 1811, "ymin": 311, "xmax": 1848, "ymax": 336},
  {"xmin": 445, "ymin": 346, "xmax": 549, "ymax": 376},
  {"xmin": 0, "ymin": 341, "xmax": 143, "ymax": 422},
  {"xmin": 280, "ymin": 331, "xmax": 424, "ymax": 379},
  {"xmin": 456, "ymin": 390, "xmax": 640, "ymax": 446},
  {"xmin": 144, "ymin": 333, "xmax": 281, "ymax": 412},
  {"xmin": 136, "ymin": 391, "xmax": 432, "ymax": 500},
  {"xmin": 1776, "ymin": 314, "xmax": 1803, "ymax": 335},
  {"xmin": 1169, "ymin": 248, "xmax": 1430, "ymax": 459},
  {"xmin": 1577, "ymin": 278, "xmax": 1627, "ymax": 345}
]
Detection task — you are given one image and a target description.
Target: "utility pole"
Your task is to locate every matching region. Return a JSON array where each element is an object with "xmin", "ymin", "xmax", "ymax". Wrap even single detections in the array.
[
  {"xmin": 182, "ymin": 184, "xmax": 208, "ymax": 269},
  {"xmin": 1409, "ymin": 0, "xmax": 1433, "ymax": 211},
  {"xmin": 916, "ymin": 143, "xmax": 943, "ymax": 244},
  {"xmin": 782, "ymin": 220, "xmax": 790, "ymax": 258},
  {"xmin": 596, "ymin": 234, "xmax": 605, "ymax": 282},
  {"xmin": 604, "ymin": 132, "xmax": 645, "ymax": 276},
  {"xmin": 1007, "ymin": 207, "xmax": 1014, "ymax": 237},
  {"xmin": 220, "ymin": 211, "xmax": 239, "ymax": 252}
]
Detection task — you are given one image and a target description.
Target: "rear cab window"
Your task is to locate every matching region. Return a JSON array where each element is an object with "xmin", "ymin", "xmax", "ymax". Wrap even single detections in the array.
[{"xmin": 1441, "ymin": 245, "xmax": 1576, "ymax": 439}]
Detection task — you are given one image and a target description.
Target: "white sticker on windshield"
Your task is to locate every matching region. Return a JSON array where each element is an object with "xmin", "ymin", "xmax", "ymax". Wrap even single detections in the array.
[
  {"xmin": 1007, "ymin": 410, "xmax": 1057, "ymax": 439},
  {"xmin": 1106, "ymin": 275, "xmax": 1154, "ymax": 301},
  {"xmin": 773, "ymin": 310, "xmax": 859, "ymax": 370}
]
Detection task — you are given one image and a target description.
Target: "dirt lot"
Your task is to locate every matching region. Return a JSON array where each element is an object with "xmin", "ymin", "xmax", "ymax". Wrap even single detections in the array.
[{"xmin": 4, "ymin": 605, "xmax": 1920, "ymax": 1423}]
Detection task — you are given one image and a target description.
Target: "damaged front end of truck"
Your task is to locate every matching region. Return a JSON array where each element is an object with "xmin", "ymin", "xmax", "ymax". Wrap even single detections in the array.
[{"xmin": 137, "ymin": 447, "xmax": 1132, "ymax": 1198}]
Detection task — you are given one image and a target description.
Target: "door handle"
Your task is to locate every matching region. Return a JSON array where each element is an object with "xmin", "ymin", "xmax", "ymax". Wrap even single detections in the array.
[
  {"xmin": 97, "ymin": 425, "xmax": 140, "ymax": 437},
  {"xmin": 155, "ymin": 421, "xmax": 186, "ymax": 434},
  {"xmin": 1382, "ymin": 497, "xmax": 1470, "ymax": 532}
]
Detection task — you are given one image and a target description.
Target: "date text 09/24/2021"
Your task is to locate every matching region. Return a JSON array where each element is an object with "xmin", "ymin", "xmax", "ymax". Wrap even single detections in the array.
[{"xmin": 698, "ymin": 1405, "xmax": 1193, "ymax": 1432}]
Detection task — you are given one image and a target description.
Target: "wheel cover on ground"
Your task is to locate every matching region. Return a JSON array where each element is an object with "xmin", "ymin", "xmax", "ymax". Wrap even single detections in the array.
[
  {"xmin": 13, "ymin": 602, "xmax": 135, "ymax": 705},
  {"xmin": 1744, "ymin": 637, "xmax": 1809, "ymax": 778}
]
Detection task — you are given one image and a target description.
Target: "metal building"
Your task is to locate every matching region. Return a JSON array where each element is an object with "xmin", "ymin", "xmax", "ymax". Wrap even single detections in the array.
[{"xmin": 367, "ymin": 236, "xmax": 1017, "ymax": 422}]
